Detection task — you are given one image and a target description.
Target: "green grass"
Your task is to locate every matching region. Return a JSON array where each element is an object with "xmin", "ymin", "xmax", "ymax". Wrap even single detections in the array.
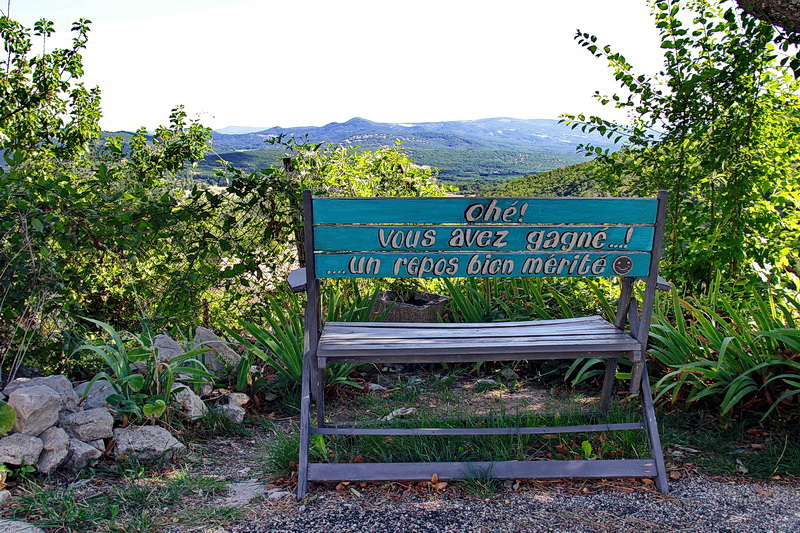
[
  {"xmin": 660, "ymin": 410, "xmax": 800, "ymax": 479},
  {"xmin": 263, "ymin": 405, "xmax": 648, "ymax": 475},
  {"xmin": 8, "ymin": 467, "xmax": 236, "ymax": 532}
]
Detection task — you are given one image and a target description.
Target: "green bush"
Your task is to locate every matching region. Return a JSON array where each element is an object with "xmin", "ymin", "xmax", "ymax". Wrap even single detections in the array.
[
  {"xmin": 76, "ymin": 318, "xmax": 214, "ymax": 422},
  {"xmin": 649, "ymin": 286, "xmax": 800, "ymax": 419}
]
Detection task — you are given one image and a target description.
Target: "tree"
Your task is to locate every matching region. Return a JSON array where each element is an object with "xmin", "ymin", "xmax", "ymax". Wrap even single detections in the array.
[
  {"xmin": 564, "ymin": 0, "xmax": 800, "ymax": 289},
  {"xmin": 1, "ymin": 13, "xmax": 219, "ymax": 375}
]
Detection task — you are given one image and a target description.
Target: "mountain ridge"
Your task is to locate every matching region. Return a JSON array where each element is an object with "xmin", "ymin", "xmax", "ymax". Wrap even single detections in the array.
[{"xmin": 209, "ymin": 117, "xmax": 619, "ymax": 156}]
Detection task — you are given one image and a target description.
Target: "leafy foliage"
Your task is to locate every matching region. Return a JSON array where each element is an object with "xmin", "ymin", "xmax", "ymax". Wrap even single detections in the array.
[
  {"xmin": 495, "ymin": 161, "xmax": 607, "ymax": 197},
  {"xmin": 229, "ymin": 282, "xmax": 385, "ymax": 391},
  {"xmin": 649, "ymin": 286, "xmax": 800, "ymax": 419},
  {"xmin": 563, "ymin": 0, "xmax": 800, "ymax": 288},
  {"xmin": 75, "ymin": 318, "xmax": 214, "ymax": 422}
]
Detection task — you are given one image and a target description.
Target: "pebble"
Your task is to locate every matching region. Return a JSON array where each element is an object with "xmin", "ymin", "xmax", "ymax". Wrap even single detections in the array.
[{"xmin": 224, "ymin": 476, "xmax": 800, "ymax": 533}]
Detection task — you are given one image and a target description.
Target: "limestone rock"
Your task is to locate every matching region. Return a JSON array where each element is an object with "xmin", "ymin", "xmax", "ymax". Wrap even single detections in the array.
[
  {"xmin": 60, "ymin": 408, "xmax": 114, "ymax": 441},
  {"xmin": 3, "ymin": 375, "xmax": 79, "ymax": 413},
  {"xmin": 198, "ymin": 383, "xmax": 213, "ymax": 398},
  {"xmin": 193, "ymin": 327, "xmax": 241, "ymax": 374},
  {"xmin": 8, "ymin": 385, "xmax": 60, "ymax": 436},
  {"xmin": 65, "ymin": 438, "xmax": 101, "ymax": 470},
  {"xmin": 112, "ymin": 426, "xmax": 185, "ymax": 462},
  {"xmin": 35, "ymin": 427, "xmax": 70, "ymax": 475},
  {"xmin": 228, "ymin": 392, "xmax": 249, "ymax": 406},
  {"xmin": 153, "ymin": 334, "xmax": 184, "ymax": 362},
  {"xmin": 217, "ymin": 403, "xmax": 245, "ymax": 423},
  {"xmin": 171, "ymin": 383, "xmax": 207, "ymax": 420},
  {"xmin": 216, "ymin": 393, "xmax": 249, "ymax": 424},
  {"xmin": 0, "ymin": 519, "xmax": 45, "ymax": 532},
  {"xmin": 87, "ymin": 439, "xmax": 105, "ymax": 452},
  {"xmin": 0, "ymin": 433, "xmax": 43, "ymax": 465},
  {"xmin": 74, "ymin": 380, "xmax": 115, "ymax": 410}
]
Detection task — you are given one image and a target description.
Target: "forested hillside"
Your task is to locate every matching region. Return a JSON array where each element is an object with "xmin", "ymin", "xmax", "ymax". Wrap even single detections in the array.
[{"xmin": 495, "ymin": 161, "xmax": 602, "ymax": 197}]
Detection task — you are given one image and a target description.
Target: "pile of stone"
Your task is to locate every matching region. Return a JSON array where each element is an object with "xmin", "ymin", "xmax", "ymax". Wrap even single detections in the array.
[
  {"xmin": 0, "ymin": 375, "xmax": 185, "ymax": 475},
  {"xmin": 0, "ymin": 327, "xmax": 251, "ymax": 476}
]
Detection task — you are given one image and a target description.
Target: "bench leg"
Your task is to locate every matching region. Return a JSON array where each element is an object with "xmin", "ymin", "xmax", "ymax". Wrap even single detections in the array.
[
  {"xmin": 315, "ymin": 367, "xmax": 326, "ymax": 428},
  {"xmin": 639, "ymin": 361, "xmax": 669, "ymax": 494},
  {"xmin": 599, "ymin": 357, "xmax": 618, "ymax": 415},
  {"xmin": 297, "ymin": 360, "xmax": 313, "ymax": 500}
]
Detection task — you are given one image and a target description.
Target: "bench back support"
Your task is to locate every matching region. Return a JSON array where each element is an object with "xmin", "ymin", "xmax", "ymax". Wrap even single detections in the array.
[{"xmin": 304, "ymin": 191, "xmax": 667, "ymax": 282}]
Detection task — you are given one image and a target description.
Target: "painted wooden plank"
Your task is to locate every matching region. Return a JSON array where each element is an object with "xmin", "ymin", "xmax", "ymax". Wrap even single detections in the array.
[
  {"xmin": 312, "ymin": 197, "xmax": 659, "ymax": 225},
  {"xmin": 325, "ymin": 316, "xmax": 608, "ymax": 328},
  {"xmin": 315, "ymin": 252, "xmax": 651, "ymax": 278},
  {"xmin": 318, "ymin": 350, "xmax": 636, "ymax": 366},
  {"xmin": 314, "ymin": 225, "xmax": 655, "ymax": 253},
  {"xmin": 307, "ymin": 459, "xmax": 658, "ymax": 482},
  {"xmin": 319, "ymin": 338, "xmax": 640, "ymax": 354},
  {"xmin": 311, "ymin": 423, "xmax": 645, "ymax": 436},
  {"xmin": 321, "ymin": 333, "xmax": 636, "ymax": 348},
  {"xmin": 323, "ymin": 322, "xmax": 623, "ymax": 339}
]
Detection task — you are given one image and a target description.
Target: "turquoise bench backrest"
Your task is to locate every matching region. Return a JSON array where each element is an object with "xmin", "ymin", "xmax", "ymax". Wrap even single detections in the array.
[{"xmin": 305, "ymin": 192, "xmax": 667, "ymax": 280}]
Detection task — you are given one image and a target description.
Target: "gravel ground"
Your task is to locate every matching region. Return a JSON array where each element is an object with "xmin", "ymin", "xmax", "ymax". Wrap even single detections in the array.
[{"xmin": 178, "ymin": 476, "xmax": 800, "ymax": 533}]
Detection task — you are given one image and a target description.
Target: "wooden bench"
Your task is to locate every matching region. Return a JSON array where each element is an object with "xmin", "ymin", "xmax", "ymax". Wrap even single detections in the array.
[{"xmin": 290, "ymin": 189, "xmax": 670, "ymax": 499}]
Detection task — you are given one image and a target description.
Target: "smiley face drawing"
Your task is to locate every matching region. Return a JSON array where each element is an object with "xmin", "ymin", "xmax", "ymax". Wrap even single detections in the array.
[{"xmin": 613, "ymin": 256, "xmax": 633, "ymax": 276}]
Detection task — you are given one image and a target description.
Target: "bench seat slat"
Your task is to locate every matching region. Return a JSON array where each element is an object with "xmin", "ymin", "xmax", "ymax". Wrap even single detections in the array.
[
  {"xmin": 324, "ymin": 320, "xmax": 623, "ymax": 340},
  {"xmin": 321, "ymin": 334, "xmax": 639, "ymax": 349},
  {"xmin": 326, "ymin": 315, "xmax": 607, "ymax": 328}
]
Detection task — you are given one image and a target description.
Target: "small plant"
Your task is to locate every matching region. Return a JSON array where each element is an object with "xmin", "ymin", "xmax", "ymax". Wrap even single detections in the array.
[
  {"xmin": 75, "ymin": 318, "xmax": 214, "ymax": 422},
  {"xmin": 649, "ymin": 288, "xmax": 800, "ymax": 419},
  {"xmin": 229, "ymin": 284, "xmax": 381, "ymax": 390},
  {"xmin": 385, "ymin": 278, "xmax": 422, "ymax": 303},
  {"xmin": 462, "ymin": 465, "xmax": 497, "ymax": 496}
]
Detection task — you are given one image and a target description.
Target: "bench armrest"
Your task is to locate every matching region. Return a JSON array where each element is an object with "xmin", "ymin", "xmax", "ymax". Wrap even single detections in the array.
[
  {"xmin": 656, "ymin": 275, "xmax": 671, "ymax": 291},
  {"xmin": 288, "ymin": 268, "xmax": 307, "ymax": 293}
]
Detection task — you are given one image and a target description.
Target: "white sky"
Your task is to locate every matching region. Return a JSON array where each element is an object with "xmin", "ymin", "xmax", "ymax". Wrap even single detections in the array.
[{"xmin": 7, "ymin": 0, "xmax": 664, "ymax": 131}]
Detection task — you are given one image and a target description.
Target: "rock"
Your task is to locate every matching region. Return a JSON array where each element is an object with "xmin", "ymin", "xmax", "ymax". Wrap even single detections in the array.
[
  {"xmin": 112, "ymin": 426, "xmax": 185, "ymax": 462},
  {"xmin": 0, "ymin": 433, "xmax": 43, "ymax": 465},
  {"xmin": 60, "ymin": 408, "xmax": 114, "ymax": 441},
  {"xmin": 198, "ymin": 383, "xmax": 213, "ymax": 398},
  {"xmin": 87, "ymin": 439, "xmax": 105, "ymax": 452},
  {"xmin": 153, "ymin": 334, "xmax": 184, "ymax": 362},
  {"xmin": 266, "ymin": 488, "xmax": 291, "ymax": 501},
  {"xmin": 193, "ymin": 327, "xmax": 241, "ymax": 374},
  {"xmin": 35, "ymin": 427, "xmax": 70, "ymax": 475},
  {"xmin": 3, "ymin": 375, "xmax": 79, "ymax": 413},
  {"xmin": 171, "ymin": 383, "xmax": 207, "ymax": 420},
  {"xmin": 216, "ymin": 392, "xmax": 249, "ymax": 423},
  {"xmin": 217, "ymin": 403, "xmax": 245, "ymax": 423},
  {"xmin": 367, "ymin": 383, "xmax": 388, "ymax": 392},
  {"xmin": 0, "ymin": 519, "xmax": 45, "ymax": 532},
  {"xmin": 74, "ymin": 380, "xmax": 115, "ymax": 410},
  {"xmin": 500, "ymin": 367, "xmax": 520, "ymax": 381},
  {"xmin": 0, "ymin": 491, "xmax": 10, "ymax": 505},
  {"xmin": 8, "ymin": 385, "xmax": 60, "ymax": 436},
  {"xmin": 65, "ymin": 438, "xmax": 101, "ymax": 470},
  {"xmin": 228, "ymin": 392, "xmax": 249, "ymax": 406},
  {"xmin": 223, "ymin": 480, "xmax": 268, "ymax": 506}
]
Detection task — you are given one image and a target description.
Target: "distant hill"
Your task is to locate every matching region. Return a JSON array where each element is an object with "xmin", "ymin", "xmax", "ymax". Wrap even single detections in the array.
[
  {"xmin": 198, "ymin": 117, "xmax": 621, "ymax": 189},
  {"xmin": 210, "ymin": 117, "xmax": 618, "ymax": 155}
]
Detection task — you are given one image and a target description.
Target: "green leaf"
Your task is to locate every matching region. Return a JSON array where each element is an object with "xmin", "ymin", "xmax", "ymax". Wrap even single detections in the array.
[
  {"xmin": 143, "ymin": 399, "xmax": 167, "ymax": 418},
  {"xmin": 0, "ymin": 403, "xmax": 16, "ymax": 435},
  {"xmin": 581, "ymin": 440, "xmax": 593, "ymax": 459}
]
